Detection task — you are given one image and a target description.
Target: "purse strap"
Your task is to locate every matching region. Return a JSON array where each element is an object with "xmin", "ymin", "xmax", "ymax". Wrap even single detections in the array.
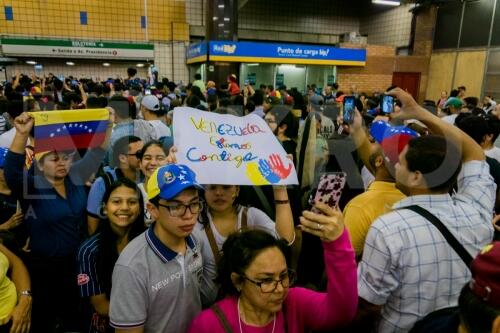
[
  {"xmin": 402, "ymin": 205, "xmax": 473, "ymax": 269},
  {"xmin": 204, "ymin": 207, "xmax": 249, "ymax": 265},
  {"xmin": 211, "ymin": 303, "xmax": 234, "ymax": 333}
]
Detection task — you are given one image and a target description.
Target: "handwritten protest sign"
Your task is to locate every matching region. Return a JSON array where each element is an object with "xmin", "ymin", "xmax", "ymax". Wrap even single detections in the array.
[{"xmin": 173, "ymin": 107, "xmax": 298, "ymax": 185}]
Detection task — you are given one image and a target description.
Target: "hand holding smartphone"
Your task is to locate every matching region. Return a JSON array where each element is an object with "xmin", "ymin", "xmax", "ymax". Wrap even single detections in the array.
[
  {"xmin": 343, "ymin": 96, "xmax": 356, "ymax": 124},
  {"xmin": 381, "ymin": 94, "xmax": 394, "ymax": 114},
  {"xmin": 310, "ymin": 173, "xmax": 347, "ymax": 213}
]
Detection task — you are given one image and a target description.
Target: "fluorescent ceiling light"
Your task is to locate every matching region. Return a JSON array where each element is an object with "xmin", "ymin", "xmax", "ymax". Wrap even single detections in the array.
[
  {"xmin": 218, "ymin": 4, "xmax": 225, "ymax": 8},
  {"xmin": 212, "ymin": 16, "xmax": 218, "ymax": 20},
  {"xmin": 136, "ymin": 63, "xmax": 145, "ymax": 67},
  {"xmin": 247, "ymin": 63, "xmax": 259, "ymax": 66},
  {"xmin": 223, "ymin": 17, "xmax": 230, "ymax": 21},
  {"xmin": 103, "ymin": 63, "xmax": 110, "ymax": 67},
  {"xmin": 372, "ymin": 0, "xmax": 400, "ymax": 6},
  {"xmin": 26, "ymin": 60, "xmax": 37, "ymax": 65},
  {"xmin": 279, "ymin": 64, "xmax": 296, "ymax": 68},
  {"xmin": 66, "ymin": 61, "xmax": 75, "ymax": 66}
]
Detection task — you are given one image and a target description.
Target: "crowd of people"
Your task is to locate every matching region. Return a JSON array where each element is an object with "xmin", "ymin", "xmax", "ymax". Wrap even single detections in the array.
[{"xmin": 0, "ymin": 67, "xmax": 499, "ymax": 333}]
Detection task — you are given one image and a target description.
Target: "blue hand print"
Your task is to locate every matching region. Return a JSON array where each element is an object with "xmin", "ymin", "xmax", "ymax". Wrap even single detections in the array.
[{"xmin": 258, "ymin": 159, "xmax": 280, "ymax": 184}]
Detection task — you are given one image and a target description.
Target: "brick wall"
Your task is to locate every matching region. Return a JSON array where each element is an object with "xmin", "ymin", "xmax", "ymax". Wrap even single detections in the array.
[{"xmin": 337, "ymin": 44, "xmax": 395, "ymax": 94}]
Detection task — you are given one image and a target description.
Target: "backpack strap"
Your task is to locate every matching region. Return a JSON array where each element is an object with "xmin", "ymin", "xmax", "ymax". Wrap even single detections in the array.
[
  {"xmin": 205, "ymin": 224, "xmax": 221, "ymax": 265},
  {"xmin": 401, "ymin": 205, "xmax": 473, "ymax": 269},
  {"xmin": 241, "ymin": 207, "xmax": 249, "ymax": 229},
  {"xmin": 210, "ymin": 303, "xmax": 234, "ymax": 333}
]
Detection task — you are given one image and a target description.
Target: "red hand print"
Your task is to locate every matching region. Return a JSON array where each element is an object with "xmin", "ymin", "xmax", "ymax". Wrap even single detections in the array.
[{"xmin": 268, "ymin": 154, "xmax": 292, "ymax": 179}]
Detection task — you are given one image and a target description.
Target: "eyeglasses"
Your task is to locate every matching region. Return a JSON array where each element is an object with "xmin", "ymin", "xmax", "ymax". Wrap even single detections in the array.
[
  {"xmin": 158, "ymin": 201, "xmax": 203, "ymax": 217},
  {"xmin": 127, "ymin": 150, "xmax": 142, "ymax": 159},
  {"xmin": 264, "ymin": 118, "xmax": 277, "ymax": 124},
  {"xmin": 242, "ymin": 269, "xmax": 296, "ymax": 293}
]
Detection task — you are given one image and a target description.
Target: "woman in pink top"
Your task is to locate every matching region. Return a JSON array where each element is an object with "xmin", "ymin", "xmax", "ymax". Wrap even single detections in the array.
[{"xmin": 188, "ymin": 202, "xmax": 357, "ymax": 333}]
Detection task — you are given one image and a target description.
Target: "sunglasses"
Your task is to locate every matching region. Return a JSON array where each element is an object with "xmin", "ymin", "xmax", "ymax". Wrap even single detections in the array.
[{"xmin": 127, "ymin": 150, "xmax": 142, "ymax": 159}]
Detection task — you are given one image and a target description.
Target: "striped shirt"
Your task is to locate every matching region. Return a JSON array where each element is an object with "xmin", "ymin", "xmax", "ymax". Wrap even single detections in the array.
[
  {"xmin": 77, "ymin": 233, "xmax": 103, "ymax": 298},
  {"xmin": 77, "ymin": 233, "xmax": 109, "ymax": 333},
  {"xmin": 358, "ymin": 160, "xmax": 496, "ymax": 332},
  {"xmin": 0, "ymin": 115, "xmax": 6, "ymax": 136}
]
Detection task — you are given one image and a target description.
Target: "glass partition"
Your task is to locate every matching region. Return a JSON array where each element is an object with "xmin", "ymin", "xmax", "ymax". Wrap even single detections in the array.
[{"xmin": 240, "ymin": 63, "xmax": 275, "ymax": 88}]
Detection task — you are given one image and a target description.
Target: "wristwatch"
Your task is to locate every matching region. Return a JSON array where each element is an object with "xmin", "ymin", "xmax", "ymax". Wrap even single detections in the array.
[{"xmin": 19, "ymin": 290, "xmax": 32, "ymax": 297}]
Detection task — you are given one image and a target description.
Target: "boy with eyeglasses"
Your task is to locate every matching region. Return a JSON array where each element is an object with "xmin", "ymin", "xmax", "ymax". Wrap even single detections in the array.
[{"xmin": 109, "ymin": 164, "xmax": 213, "ymax": 333}]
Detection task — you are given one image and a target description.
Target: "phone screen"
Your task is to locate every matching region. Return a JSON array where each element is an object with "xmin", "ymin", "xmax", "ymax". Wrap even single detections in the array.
[
  {"xmin": 145, "ymin": 89, "xmax": 151, "ymax": 95},
  {"xmin": 244, "ymin": 79, "xmax": 249, "ymax": 86},
  {"xmin": 343, "ymin": 96, "xmax": 356, "ymax": 124},
  {"xmin": 310, "ymin": 173, "xmax": 347, "ymax": 213},
  {"xmin": 381, "ymin": 95, "xmax": 394, "ymax": 114}
]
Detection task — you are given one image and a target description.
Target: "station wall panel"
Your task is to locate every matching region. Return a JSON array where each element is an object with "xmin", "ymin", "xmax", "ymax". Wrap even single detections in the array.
[{"xmin": 0, "ymin": 0, "xmax": 188, "ymax": 42}]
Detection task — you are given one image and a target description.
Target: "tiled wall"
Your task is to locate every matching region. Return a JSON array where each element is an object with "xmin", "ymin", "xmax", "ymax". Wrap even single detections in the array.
[
  {"xmin": 0, "ymin": 0, "xmax": 189, "ymax": 42},
  {"xmin": 154, "ymin": 42, "xmax": 189, "ymax": 83},
  {"xmin": 186, "ymin": 0, "xmax": 204, "ymax": 27},
  {"xmin": 359, "ymin": 4, "xmax": 414, "ymax": 48},
  {"xmin": 238, "ymin": 0, "xmax": 360, "ymax": 36}
]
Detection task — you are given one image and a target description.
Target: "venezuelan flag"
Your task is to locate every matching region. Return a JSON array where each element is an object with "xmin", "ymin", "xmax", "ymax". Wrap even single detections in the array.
[{"xmin": 29, "ymin": 109, "xmax": 109, "ymax": 154}]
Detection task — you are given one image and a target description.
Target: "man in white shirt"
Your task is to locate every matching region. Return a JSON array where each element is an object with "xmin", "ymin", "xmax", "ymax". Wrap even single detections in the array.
[{"xmin": 141, "ymin": 95, "xmax": 171, "ymax": 139}]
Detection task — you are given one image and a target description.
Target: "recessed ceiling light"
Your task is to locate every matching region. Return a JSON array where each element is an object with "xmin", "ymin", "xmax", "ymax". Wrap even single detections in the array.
[
  {"xmin": 66, "ymin": 61, "xmax": 75, "ymax": 66},
  {"xmin": 372, "ymin": 0, "xmax": 400, "ymax": 6},
  {"xmin": 103, "ymin": 63, "xmax": 110, "ymax": 67},
  {"xmin": 26, "ymin": 60, "xmax": 36, "ymax": 65}
]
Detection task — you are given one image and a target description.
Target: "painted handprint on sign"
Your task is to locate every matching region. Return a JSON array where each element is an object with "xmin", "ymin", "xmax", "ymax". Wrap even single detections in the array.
[
  {"xmin": 268, "ymin": 154, "xmax": 292, "ymax": 179},
  {"xmin": 258, "ymin": 159, "xmax": 281, "ymax": 184},
  {"xmin": 245, "ymin": 154, "xmax": 294, "ymax": 185}
]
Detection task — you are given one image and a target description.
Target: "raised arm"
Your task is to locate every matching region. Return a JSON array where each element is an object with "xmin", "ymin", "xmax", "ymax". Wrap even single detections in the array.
[
  {"xmin": 295, "ymin": 202, "xmax": 358, "ymax": 329},
  {"xmin": 389, "ymin": 88, "xmax": 484, "ymax": 163},
  {"xmin": 4, "ymin": 113, "xmax": 34, "ymax": 199},
  {"xmin": 350, "ymin": 108, "xmax": 376, "ymax": 173},
  {"xmin": 273, "ymin": 186, "xmax": 295, "ymax": 244}
]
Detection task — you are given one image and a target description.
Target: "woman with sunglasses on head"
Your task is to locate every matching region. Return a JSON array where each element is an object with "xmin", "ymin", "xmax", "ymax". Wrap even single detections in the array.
[
  {"xmin": 188, "ymin": 202, "xmax": 357, "ymax": 333},
  {"xmin": 4, "ymin": 111, "xmax": 112, "ymax": 333},
  {"xmin": 77, "ymin": 178, "xmax": 146, "ymax": 333},
  {"xmin": 137, "ymin": 140, "xmax": 169, "ymax": 226}
]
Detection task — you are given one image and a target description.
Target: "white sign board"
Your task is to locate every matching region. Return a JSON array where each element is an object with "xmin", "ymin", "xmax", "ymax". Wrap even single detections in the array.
[
  {"xmin": 1, "ymin": 38, "xmax": 154, "ymax": 60},
  {"xmin": 173, "ymin": 107, "xmax": 298, "ymax": 186}
]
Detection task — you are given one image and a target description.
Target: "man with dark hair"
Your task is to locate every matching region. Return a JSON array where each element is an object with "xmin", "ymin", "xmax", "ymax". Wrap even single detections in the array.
[
  {"xmin": 192, "ymin": 73, "xmax": 206, "ymax": 94},
  {"xmin": 250, "ymin": 91, "xmax": 265, "ymax": 117},
  {"xmin": 127, "ymin": 67, "xmax": 138, "ymax": 83},
  {"xmin": 458, "ymin": 86, "xmax": 467, "ymax": 99},
  {"xmin": 107, "ymin": 96, "xmax": 157, "ymax": 166},
  {"xmin": 354, "ymin": 88, "xmax": 495, "ymax": 332},
  {"xmin": 109, "ymin": 164, "xmax": 212, "ymax": 333},
  {"xmin": 86, "ymin": 135, "xmax": 143, "ymax": 235}
]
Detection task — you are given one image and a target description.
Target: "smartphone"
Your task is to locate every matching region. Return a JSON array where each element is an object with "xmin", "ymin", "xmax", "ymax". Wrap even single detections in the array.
[
  {"xmin": 244, "ymin": 79, "xmax": 249, "ymax": 86},
  {"xmin": 309, "ymin": 172, "xmax": 347, "ymax": 213},
  {"xmin": 381, "ymin": 94, "xmax": 394, "ymax": 114},
  {"xmin": 343, "ymin": 95, "xmax": 356, "ymax": 124},
  {"xmin": 145, "ymin": 89, "xmax": 151, "ymax": 95}
]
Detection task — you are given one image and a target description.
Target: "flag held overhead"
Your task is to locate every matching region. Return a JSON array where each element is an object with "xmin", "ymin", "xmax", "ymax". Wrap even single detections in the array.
[{"xmin": 29, "ymin": 109, "xmax": 109, "ymax": 158}]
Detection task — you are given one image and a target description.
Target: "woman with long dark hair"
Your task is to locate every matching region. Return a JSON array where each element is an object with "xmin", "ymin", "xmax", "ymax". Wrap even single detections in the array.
[
  {"xmin": 77, "ymin": 178, "xmax": 146, "ymax": 333},
  {"xmin": 188, "ymin": 202, "xmax": 357, "ymax": 332}
]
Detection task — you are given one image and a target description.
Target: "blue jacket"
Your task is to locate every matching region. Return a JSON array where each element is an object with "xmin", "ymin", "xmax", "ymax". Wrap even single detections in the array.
[{"xmin": 5, "ymin": 148, "xmax": 105, "ymax": 258}]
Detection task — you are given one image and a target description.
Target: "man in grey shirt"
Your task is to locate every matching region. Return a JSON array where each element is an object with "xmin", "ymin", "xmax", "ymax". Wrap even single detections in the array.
[{"xmin": 110, "ymin": 164, "xmax": 210, "ymax": 333}]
